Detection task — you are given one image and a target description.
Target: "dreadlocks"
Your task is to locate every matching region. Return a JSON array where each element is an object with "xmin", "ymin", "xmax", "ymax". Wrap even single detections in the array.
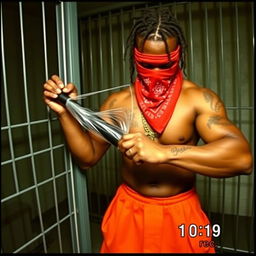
[{"xmin": 125, "ymin": 7, "xmax": 187, "ymax": 83}]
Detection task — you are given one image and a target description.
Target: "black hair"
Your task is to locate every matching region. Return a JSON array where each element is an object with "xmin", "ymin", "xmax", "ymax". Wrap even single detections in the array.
[{"xmin": 125, "ymin": 7, "xmax": 187, "ymax": 83}]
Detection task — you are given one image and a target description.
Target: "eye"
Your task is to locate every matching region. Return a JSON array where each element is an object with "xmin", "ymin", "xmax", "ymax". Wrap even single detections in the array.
[
  {"xmin": 139, "ymin": 61, "xmax": 173, "ymax": 69},
  {"xmin": 139, "ymin": 62, "xmax": 155, "ymax": 69},
  {"xmin": 158, "ymin": 62, "xmax": 173, "ymax": 69}
]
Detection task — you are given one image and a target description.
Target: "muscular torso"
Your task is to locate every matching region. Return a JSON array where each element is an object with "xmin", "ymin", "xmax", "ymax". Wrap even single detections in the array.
[{"xmin": 104, "ymin": 80, "xmax": 200, "ymax": 197}]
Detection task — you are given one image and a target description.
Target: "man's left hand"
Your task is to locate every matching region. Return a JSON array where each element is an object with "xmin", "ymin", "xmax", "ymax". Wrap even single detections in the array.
[{"xmin": 118, "ymin": 132, "xmax": 165, "ymax": 165}]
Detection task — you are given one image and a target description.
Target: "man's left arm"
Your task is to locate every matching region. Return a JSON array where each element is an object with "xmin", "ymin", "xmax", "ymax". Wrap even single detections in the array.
[{"xmin": 118, "ymin": 88, "xmax": 253, "ymax": 178}]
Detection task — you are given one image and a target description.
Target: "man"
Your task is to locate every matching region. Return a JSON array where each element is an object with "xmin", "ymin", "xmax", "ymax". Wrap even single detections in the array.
[{"xmin": 43, "ymin": 8, "xmax": 252, "ymax": 253}]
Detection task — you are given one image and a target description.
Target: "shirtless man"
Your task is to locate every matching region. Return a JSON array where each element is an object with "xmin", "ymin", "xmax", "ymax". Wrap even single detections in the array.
[{"xmin": 43, "ymin": 8, "xmax": 252, "ymax": 253}]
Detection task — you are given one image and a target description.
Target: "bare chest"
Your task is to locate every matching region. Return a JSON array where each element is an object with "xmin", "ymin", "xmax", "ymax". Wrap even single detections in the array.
[{"xmin": 129, "ymin": 97, "xmax": 198, "ymax": 145}]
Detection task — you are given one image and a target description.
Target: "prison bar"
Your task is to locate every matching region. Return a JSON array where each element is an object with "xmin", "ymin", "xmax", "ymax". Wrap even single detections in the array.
[
  {"xmin": 1, "ymin": 1, "xmax": 254, "ymax": 253},
  {"xmin": 19, "ymin": 2, "xmax": 49, "ymax": 253},
  {"xmin": 14, "ymin": 212, "xmax": 74, "ymax": 253},
  {"xmin": 1, "ymin": 2, "xmax": 19, "ymax": 193},
  {"xmin": 43, "ymin": 1, "xmax": 63, "ymax": 252},
  {"xmin": 57, "ymin": 2, "xmax": 81, "ymax": 252},
  {"xmin": 80, "ymin": 2, "xmax": 254, "ymax": 253},
  {"xmin": 1, "ymin": 170, "xmax": 70, "ymax": 204}
]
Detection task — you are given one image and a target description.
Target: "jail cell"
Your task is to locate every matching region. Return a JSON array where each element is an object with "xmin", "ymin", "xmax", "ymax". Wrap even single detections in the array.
[
  {"xmin": 1, "ymin": 2, "xmax": 90, "ymax": 253},
  {"xmin": 1, "ymin": 1, "xmax": 254, "ymax": 254},
  {"xmin": 78, "ymin": 1, "xmax": 254, "ymax": 253}
]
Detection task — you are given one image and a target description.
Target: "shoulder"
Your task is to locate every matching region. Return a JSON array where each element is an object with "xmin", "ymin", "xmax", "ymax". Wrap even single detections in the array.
[
  {"xmin": 100, "ymin": 86, "xmax": 132, "ymax": 111},
  {"xmin": 182, "ymin": 80, "xmax": 226, "ymax": 114},
  {"xmin": 182, "ymin": 80, "xmax": 217, "ymax": 97}
]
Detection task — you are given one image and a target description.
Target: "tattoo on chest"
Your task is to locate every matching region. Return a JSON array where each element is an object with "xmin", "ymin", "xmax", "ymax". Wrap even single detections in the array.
[
  {"xmin": 203, "ymin": 91, "xmax": 223, "ymax": 112},
  {"xmin": 207, "ymin": 115, "xmax": 231, "ymax": 129},
  {"xmin": 171, "ymin": 146, "xmax": 192, "ymax": 156}
]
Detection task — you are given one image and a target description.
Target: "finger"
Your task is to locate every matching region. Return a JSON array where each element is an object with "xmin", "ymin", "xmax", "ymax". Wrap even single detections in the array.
[
  {"xmin": 120, "ymin": 139, "xmax": 136, "ymax": 150},
  {"xmin": 51, "ymin": 74, "xmax": 65, "ymax": 89},
  {"xmin": 121, "ymin": 133, "xmax": 136, "ymax": 141},
  {"xmin": 44, "ymin": 97, "xmax": 63, "ymax": 109},
  {"xmin": 62, "ymin": 83, "xmax": 76, "ymax": 93},
  {"xmin": 44, "ymin": 82, "xmax": 62, "ymax": 94},
  {"xmin": 133, "ymin": 154, "xmax": 143, "ymax": 165},
  {"xmin": 44, "ymin": 90, "xmax": 58, "ymax": 99},
  {"xmin": 125, "ymin": 147, "xmax": 137, "ymax": 158}
]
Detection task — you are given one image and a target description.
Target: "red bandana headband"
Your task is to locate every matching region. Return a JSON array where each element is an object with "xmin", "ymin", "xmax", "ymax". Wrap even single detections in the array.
[{"xmin": 134, "ymin": 45, "xmax": 183, "ymax": 134}]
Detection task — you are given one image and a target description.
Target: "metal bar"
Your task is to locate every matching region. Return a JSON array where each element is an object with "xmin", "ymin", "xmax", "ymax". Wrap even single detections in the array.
[
  {"xmin": 109, "ymin": 11, "xmax": 114, "ymax": 86},
  {"xmin": 249, "ymin": 192, "xmax": 254, "ymax": 253},
  {"xmin": 234, "ymin": 2, "xmax": 241, "ymax": 251},
  {"xmin": 98, "ymin": 14, "xmax": 107, "ymax": 216},
  {"xmin": 1, "ymin": 118, "xmax": 57, "ymax": 131},
  {"xmin": 68, "ymin": 154, "xmax": 78, "ymax": 252},
  {"xmin": 252, "ymin": 1, "xmax": 255, "ymax": 108},
  {"xmin": 219, "ymin": 6, "xmax": 226, "ymax": 245},
  {"xmin": 203, "ymin": 3, "xmax": 212, "ymax": 217},
  {"xmin": 41, "ymin": 2, "xmax": 52, "ymax": 252},
  {"xmin": 88, "ymin": 15, "xmax": 100, "ymax": 223},
  {"xmin": 120, "ymin": 8, "xmax": 126, "ymax": 83},
  {"xmin": 88, "ymin": 17, "xmax": 94, "ymax": 96},
  {"xmin": 60, "ymin": 3, "xmax": 67, "ymax": 84},
  {"xmin": 87, "ymin": 16, "xmax": 94, "ymax": 213},
  {"xmin": 215, "ymin": 245, "xmax": 254, "ymax": 254},
  {"xmin": 204, "ymin": 4, "xmax": 210, "ymax": 86},
  {"xmin": 173, "ymin": 2, "xmax": 177, "ymax": 18},
  {"xmin": 76, "ymin": 21, "xmax": 91, "ymax": 250},
  {"xmin": 98, "ymin": 13, "xmax": 104, "ymax": 90},
  {"xmin": 188, "ymin": 3, "xmax": 194, "ymax": 79},
  {"xmin": 0, "ymin": 2, "xmax": 19, "ymax": 193},
  {"xmin": 64, "ymin": 149, "xmax": 76, "ymax": 252},
  {"xmin": 234, "ymin": 2, "xmax": 241, "ymax": 129},
  {"xmin": 61, "ymin": 3, "xmax": 92, "ymax": 252},
  {"xmin": 43, "ymin": 1, "xmax": 63, "ymax": 253},
  {"xmin": 14, "ymin": 212, "xmax": 74, "ymax": 253},
  {"xmin": 220, "ymin": 178, "xmax": 226, "ymax": 252},
  {"xmin": 248, "ymin": 3, "xmax": 254, "ymax": 252},
  {"xmin": 1, "ymin": 144, "xmax": 64, "ymax": 166},
  {"xmin": 1, "ymin": 170, "xmax": 70, "ymax": 203},
  {"xmin": 79, "ymin": 20, "xmax": 85, "ymax": 95},
  {"xmin": 60, "ymin": 2, "xmax": 80, "ymax": 253},
  {"xmin": 218, "ymin": 2, "xmax": 225, "ymax": 103},
  {"xmin": 107, "ymin": 11, "xmax": 114, "ymax": 196},
  {"xmin": 42, "ymin": 2, "xmax": 49, "ymax": 79},
  {"xmin": 19, "ymin": 2, "xmax": 47, "ymax": 253}
]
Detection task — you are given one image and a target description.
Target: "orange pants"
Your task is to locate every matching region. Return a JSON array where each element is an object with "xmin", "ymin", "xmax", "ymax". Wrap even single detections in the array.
[{"xmin": 100, "ymin": 184, "xmax": 215, "ymax": 253}]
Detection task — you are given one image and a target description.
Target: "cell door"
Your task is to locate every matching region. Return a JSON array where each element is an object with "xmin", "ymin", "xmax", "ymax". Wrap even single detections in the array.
[{"xmin": 1, "ymin": 2, "xmax": 91, "ymax": 253}]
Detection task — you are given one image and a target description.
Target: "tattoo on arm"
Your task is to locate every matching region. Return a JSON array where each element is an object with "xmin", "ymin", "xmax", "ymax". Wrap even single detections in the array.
[
  {"xmin": 203, "ymin": 91, "xmax": 223, "ymax": 112},
  {"xmin": 207, "ymin": 115, "xmax": 232, "ymax": 129},
  {"xmin": 171, "ymin": 146, "xmax": 192, "ymax": 156}
]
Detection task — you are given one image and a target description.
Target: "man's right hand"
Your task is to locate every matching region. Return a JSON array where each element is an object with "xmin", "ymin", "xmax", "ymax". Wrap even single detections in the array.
[{"xmin": 43, "ymin": 74, "xmax": 78, "ymax": 115}]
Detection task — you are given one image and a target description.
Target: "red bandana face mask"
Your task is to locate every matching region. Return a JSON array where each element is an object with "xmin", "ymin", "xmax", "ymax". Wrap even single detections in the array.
[{"xmin": 134, "ymin": 45, "xmax": 183, "ymax": 134}]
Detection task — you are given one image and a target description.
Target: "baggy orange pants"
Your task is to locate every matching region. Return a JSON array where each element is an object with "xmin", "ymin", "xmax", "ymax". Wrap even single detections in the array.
[{"xmin": 100, "ymin": 184, "xmax": 215, "ymax": 253}]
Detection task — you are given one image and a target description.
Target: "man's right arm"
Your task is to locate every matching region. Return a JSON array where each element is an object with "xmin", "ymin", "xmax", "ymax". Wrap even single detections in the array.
[
  {"xmin": 58, "ymin": 111, "xmax": 110, "ymax": 169},
  {"xmin": 43, "ymin": 75, "xmax": 110, "ymax": 170}
]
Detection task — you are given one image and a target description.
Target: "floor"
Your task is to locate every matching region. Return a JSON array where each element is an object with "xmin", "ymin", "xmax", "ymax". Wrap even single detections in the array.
[{"xmin": 90, "ymin": 221, "xmax": 102, "ymax": 253}]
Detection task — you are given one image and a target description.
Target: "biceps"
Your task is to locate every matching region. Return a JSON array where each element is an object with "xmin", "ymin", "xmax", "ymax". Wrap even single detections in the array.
[
  {"xmin": 195, "ymin": 113, "xmax": 241, "ymax": 143},
  {"xmin": 89, "ymin": 131, "xmax": 110, "ymax": 163}
]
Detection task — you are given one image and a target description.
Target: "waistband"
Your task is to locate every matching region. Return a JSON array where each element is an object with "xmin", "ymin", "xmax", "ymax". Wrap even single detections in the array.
[{"xmin": 118, "ymin": 183, "xmax": 197, "ymax": 206}]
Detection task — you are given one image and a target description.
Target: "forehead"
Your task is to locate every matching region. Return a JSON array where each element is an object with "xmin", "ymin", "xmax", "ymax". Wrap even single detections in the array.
[{"xmin": 136, "ymin": 36, "xmax": 178, "ymax": 54}]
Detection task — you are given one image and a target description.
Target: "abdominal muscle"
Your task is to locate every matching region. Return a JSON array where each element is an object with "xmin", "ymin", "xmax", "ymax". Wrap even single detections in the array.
[{"xmin": 121, "ymin": 157, "xmax": 196, "ymax": 197}]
